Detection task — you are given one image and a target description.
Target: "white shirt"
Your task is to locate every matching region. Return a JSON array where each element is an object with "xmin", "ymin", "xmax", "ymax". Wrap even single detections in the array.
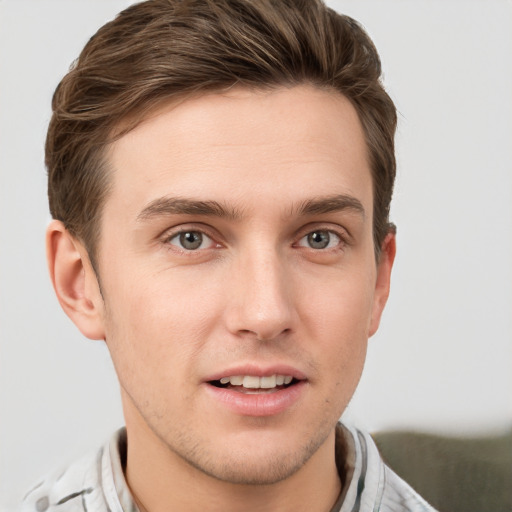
[{"xmin": 21, "ymin": 424, "xmax": 437, "ymax": 512}]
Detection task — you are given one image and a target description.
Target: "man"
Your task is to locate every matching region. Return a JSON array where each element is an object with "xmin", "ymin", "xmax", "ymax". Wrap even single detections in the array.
[{"xmin": 21, "ymin": 0, "xmax": 436, "ymax": 511}]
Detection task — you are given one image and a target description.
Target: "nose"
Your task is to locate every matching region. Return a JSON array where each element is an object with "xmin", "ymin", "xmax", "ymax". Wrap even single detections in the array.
[{"xmin": 224, "ymin": 248, "xmax": 295, "ymax": 341}]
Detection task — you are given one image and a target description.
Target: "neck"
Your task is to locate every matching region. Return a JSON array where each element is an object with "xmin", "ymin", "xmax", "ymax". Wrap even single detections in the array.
[{"xmin": 124, "ymin": 415, "xmax": 343, "ymax": 512}]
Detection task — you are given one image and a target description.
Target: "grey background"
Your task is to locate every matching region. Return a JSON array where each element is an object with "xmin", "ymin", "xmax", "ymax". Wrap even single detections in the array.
[{"xmin": 1, "ymin": 0, "xmax": 511, "ymax": 507}]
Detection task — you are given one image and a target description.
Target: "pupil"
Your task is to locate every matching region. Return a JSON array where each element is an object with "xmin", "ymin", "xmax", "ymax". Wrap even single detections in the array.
[
  {"xmin": 308, "ymin": 231, "xmax": 329, "ymax": 249},
  {"xmin": 180, "ymin": 231, "xmax": 202, "ymax": 250}
]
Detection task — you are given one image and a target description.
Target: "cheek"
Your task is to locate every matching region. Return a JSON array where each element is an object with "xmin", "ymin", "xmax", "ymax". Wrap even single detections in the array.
[
  {"xmin": 300, "ymin": 266, "xmax": 376, "ymax": 339},
  {"xmin": 297, "ymin": 268, "xmax": 374, "ymax": 390},
  {"xmin": 317, "ymin": 295, "xmax": 370, "ymax": 416},
  {"xmin": 102, "ymin": 267, "xmax": 224, "ymax": 374}
]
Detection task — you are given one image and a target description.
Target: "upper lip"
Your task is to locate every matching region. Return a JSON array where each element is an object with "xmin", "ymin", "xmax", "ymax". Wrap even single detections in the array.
[{"xmin": 204, "ymin": 364, "xmax": 308, "ymax": 382}]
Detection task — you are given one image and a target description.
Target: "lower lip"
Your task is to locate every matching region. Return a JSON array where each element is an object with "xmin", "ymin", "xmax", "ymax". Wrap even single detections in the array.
[{"xmin": 204, "ymin": 381, "xmax": 307, "ymax": 417}]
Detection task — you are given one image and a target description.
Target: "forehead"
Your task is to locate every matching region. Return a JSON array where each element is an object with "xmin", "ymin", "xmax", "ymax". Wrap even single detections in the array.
[{"xmin": 105, "ymin": 85, "xmax": 372, "ymax": 219}]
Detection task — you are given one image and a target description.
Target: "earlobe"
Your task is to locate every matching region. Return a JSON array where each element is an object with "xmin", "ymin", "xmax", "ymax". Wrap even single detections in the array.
[
  {"xmin": 368, "ymin": 232, "xmax": 396, "ymax": 337},
  {"xmin": 46, "ymin": 220, "xmax": 106, "ymax": 340}
]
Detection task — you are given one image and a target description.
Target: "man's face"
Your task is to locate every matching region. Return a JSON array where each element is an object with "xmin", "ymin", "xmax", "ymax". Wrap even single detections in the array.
[{"xmin": 94, "ymin": 86, "xmax": 392, "ymax": 484}]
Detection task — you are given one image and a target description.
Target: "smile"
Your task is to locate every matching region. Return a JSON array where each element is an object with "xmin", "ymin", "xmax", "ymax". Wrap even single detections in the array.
[
  {"xmin": 211, "ymin": 374, "xmax": 295, "ymax": 392},
  {"xmin": 204, "ymin": 365, "xmax": 307, "ymax": 415}
]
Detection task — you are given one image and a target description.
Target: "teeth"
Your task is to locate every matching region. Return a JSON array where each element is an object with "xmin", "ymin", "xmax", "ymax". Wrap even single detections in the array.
[
  {"xmin": 260, "ymin": 375, "xmax": 276, "ymax": 388},
  {"xmin": 229, "ymin": 375, "xmax": 244, "ymax": 386},
  {"xmin": 217, "ymin": 374, "xmax": 295, "ymax": 389},
  {"xmin": 243, "ymin": 376, "xmax": 260, "ymax": 389}
]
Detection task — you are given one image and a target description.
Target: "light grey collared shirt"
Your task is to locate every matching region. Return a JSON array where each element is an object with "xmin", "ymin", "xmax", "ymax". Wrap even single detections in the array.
[{"xmin": 21, "ymin": 424, "xmax": 437, "ymax": 512}]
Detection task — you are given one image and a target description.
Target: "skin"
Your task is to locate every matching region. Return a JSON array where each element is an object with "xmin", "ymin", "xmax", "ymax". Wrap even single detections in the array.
[{"xmin": 47, "ymin": 85, "xmax": 395, "ymax": 512}]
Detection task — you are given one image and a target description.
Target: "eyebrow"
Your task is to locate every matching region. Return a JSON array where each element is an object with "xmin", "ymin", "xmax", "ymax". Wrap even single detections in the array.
[
  {"xmin": 136, "ymin": 193, "xmax": 365, "ymax": 223},
  {"xmin": 137, "ymin": 197, "xmax": 243, "ymax": 222},
  {"xmin": 294, "ymin": 194, "xmax": 366, "ymax": 219}
]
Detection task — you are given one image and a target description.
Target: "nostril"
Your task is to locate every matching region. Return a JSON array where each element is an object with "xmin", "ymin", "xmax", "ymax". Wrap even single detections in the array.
[{"xmin": 253, "ymin": 327, "xmax": 292, "ymax": 342}]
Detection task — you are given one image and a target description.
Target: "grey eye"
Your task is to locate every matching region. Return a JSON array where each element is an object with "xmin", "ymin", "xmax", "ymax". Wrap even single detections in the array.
[
  {"xmin": 298, "ymin": 230, "xmax": 341, "ymax": 250},
  {"xmin": 307, "ymin": 231, "xmax": 330, "ymax": 249},
  {"xmin": 169, "ymin": 231, "xmax": 207, "ymax": 250},
  {"xmin": 180, "ymin": 231, "xmax": 203, "ymax": 250}
]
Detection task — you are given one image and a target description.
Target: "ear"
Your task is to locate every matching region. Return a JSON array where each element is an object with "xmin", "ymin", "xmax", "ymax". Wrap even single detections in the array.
[
  {"xmin": 46, "ymin": 220, "xmax": 106, "ymax": 340},
  {"xmin": 368, "ymin": 232, "xmax": 396, "ymax": 337}
]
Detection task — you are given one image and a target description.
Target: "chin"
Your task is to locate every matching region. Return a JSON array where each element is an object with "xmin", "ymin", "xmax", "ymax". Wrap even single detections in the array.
[
  {"xmin": 178, "ymin": 427, "xmax": 330, "ymax": 486},
  {"xmin": 191, "ymin": 449, "xmax": 311, "ymax": 485}
]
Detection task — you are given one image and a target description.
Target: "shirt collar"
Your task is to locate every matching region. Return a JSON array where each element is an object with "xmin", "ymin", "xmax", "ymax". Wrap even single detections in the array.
[{"xmin": 106, "ymin": 423, "xmax": 359, "ymax": 512}]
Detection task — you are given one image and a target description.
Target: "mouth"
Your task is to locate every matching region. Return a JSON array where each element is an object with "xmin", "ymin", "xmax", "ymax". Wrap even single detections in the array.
[
  {"xmin": 208, "ymin": 374, "xmax": 302, "ymax": 394},
  {"xmin": 204, "ymin": 369, "xmax": 307, "ymax": 416}
]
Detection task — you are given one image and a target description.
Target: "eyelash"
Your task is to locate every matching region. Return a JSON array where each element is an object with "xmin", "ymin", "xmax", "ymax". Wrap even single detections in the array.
[
  {"xmin": 296, "ymin": 230, "xmax": 343, "ymax": 250},
  {"xmin": 294, "ymin": 225, "xmax": 350, "ymax": 252},
  {"xmin": 162, "ymin": 225, "xmax": 220, "ymax": 253},
  {"xmin": 161, "ymin": 225, "xmax": 349, "ymax": 253}
]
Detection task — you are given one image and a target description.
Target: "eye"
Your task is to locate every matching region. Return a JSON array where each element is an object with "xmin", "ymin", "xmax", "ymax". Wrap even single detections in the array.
[
  {"xmin": 168, "ymin": 230, "xmax": 214, "ymax": 251},
  {"xmin": 297, "ymin": 230, "xmax": 341, "ymax": 250}
]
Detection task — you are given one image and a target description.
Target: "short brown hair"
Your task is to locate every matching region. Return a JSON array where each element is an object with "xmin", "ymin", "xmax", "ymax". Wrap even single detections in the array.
[{"xmin": 46, "ymin": 0, "xmax": 397, "ymax": 267}]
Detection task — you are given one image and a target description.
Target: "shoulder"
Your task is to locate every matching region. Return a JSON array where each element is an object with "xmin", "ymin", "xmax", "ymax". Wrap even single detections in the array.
[
  {"xmin": 336, "ymin": 424, "xmax": 438, "ymax": 512},
  {"xmin": 21, "ymin": 447, "xmax": 102, "ymax": 512},
  {"xmin": 379, "ymin": 464, "xmax": 438, "ymax": 512},
  {"xmin": 20, "ymin": 430, "xmax": 126, "ymax": 512}
]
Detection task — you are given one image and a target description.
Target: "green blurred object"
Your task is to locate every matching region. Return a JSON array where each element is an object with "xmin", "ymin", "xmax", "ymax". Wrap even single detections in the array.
[{"xmin": 372, "ymin": 429, "xmax": 512, "ymax": 512}]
